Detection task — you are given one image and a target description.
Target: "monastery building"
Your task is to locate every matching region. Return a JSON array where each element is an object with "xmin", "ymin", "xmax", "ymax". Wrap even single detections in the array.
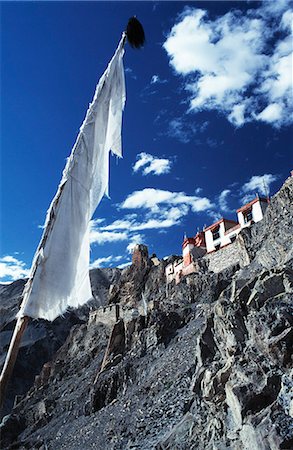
[{"xmin": 166, "ymin": 195, "xmax": 269, "ymax": 284}]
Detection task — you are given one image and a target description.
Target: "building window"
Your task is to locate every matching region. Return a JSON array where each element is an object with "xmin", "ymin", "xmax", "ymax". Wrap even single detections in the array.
[
  {"xmin": 212, "ymin": 226, "xmax": 220, "ymax": 241},
  {"xmin": 243, "ymin": 209, "xmax": 253, "ymax": 223}
]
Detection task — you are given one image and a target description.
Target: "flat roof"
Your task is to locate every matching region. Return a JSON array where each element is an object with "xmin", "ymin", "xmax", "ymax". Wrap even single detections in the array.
[
  {"xmin": 182, "ymin": 231, "xmax": 205, "ymax": 247},
  {"xmin": 237, "ymin": 196, "xmax": 268, "ymax": 213},
  {"xmin": 204, "ymin": 218, "xmax": 238, "ymax": 232},
  {"xmin": 182, "ymin": 237, "xmax": 196, "ymax": 248},
  {"xmin": 224, "ymin": 224, "xmax": 241, "ymax": 235}
]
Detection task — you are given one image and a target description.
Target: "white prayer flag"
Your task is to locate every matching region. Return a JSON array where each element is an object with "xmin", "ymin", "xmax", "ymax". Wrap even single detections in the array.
[{"xmin": 18, "ymin": 35, "xmax": 126, "ymax": 321}]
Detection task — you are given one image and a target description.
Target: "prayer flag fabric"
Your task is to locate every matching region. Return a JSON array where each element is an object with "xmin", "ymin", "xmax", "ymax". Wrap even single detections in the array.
[{"xmin": 19, "ymin": 35, "xmax": 126, "ymax": 321}]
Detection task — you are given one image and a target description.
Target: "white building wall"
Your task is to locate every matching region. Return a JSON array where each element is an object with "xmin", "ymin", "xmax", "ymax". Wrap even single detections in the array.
[
  {"xmin": 206, "ymin": 221, "xmax": 241, "ymax": 252},
  {"xmin": 252, "ymin": 201, "xmax": 267, "ymax": 222},
  {"xmin": 174, "ymin": 261, "xmax": 183, "ymax": 273},
  {"xmin": 183, "ymin": 243, "xmax": 194, "ymax": 257},
  {"xmin": 238, "ymin": 209, "xmax": 253, "ymax": 229},
  {"xmin": 225, "ymin": 228, "xmax": 241, "ymax": 243},
  {"xmin": 165, "ymin": 263, "xmax": 174, "ymax": 284},
  {"xmin": 205, "ymin": 230, "xmax": 215, "ymax": 253},
  {"xmin": 220, "ymin": 222, "xmax": 232, "ymax": 246},
  {"xmin": 237, "ymin": 211, "xmax": 245, "ymax": 227},
  {"xmin": 205, "ymin": 223, "xmax": 226, "ymax": 252},
  {"xmin": 238, "ymin": 200, "xmax": 268, "ymax": 229}
]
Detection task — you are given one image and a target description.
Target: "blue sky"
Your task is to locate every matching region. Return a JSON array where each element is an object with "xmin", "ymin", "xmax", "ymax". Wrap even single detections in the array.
[{"xmin": 1, "ymin": 0, "xmax": 292, "ymax": 283}]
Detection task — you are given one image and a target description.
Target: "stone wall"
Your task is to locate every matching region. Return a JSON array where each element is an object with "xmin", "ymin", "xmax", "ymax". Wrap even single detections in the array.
[
  {"xmin": 89, "ymin": 306, "xmax": 118, "ymax": 327},
  {"xmin": 88, "ymin": 302, "xmax": 152, "ymax": 327},
  {"xmin": 203, "ymin": 241, "xmax": 241, "ymax": 273}
]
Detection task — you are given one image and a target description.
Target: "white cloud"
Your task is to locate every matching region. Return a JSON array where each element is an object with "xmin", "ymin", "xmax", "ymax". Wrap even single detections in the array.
[
  {"xmin": 117, "ymin": 261, "xmax": 132, "ymax": 269},
  {"xmin": 207, "ymin": 210, "xmax": 222, "ymax": 223},
  {"xmin": 228, "ymin": 103, "xmax": 247, "ymax": 127},
  {"xmin": 163, "ymin": 3, "xmax": 293, "ymax": 127},
  {"xmin": 166, "ymin": 117, "xmax": 212, "ymax": 144},
  {"xmin": 0, "ymin": 255, "xmax": 30, "ymax": 283},
  {"xmin": 256, "ymin": 103, "xmax": 283, "ymax": 124},
  {"xmin": 90, "ymin": 187, "xmax": 214, "ymax": 255},
  {"xmin": 241, "ymin": 174, "xmax": 278, "ymax": 196},
  {"xmin": 122, "ymin": 189, "xmax": 171, "ymax": 210},
  {"xmin": 101, "ymin": 206, "xmax": 187, "ymax": 233},
  {"xmin": 1, "ymin": 255, "xmax": 20, "ymax": 264},
  {"xmin": 151, "ymin": 75, "xmax": 168, "ymax": 84},
  {"xmin": 168, "ymin": 118, "xmax": 190, "ymax": 144},
  {"xmin": 133, "ymin": 217, "xmax": 178, "ymax": 230},
  {"xmin": 121, "ymin": 188, "xmax": 213, "ymax": 213},
  {"xmin": 241, "ymin": 193, "xmax": 256, "ymax": 205},
  {"xmin": 144, "ymin": 159, "xmax": 171, "ymax": 176},
  {"xmin": 90, "ymin": 218, "xmax": 105, "ymax": 227},
  {"xmin": 218, "ymin": 189, "xmax": 232, "ymax": 212},
  {"xmin": 133, "ymin": 152, "xmax": 172, "ymax": 176},
  {"xmin": 91, "ymin": 187, "xmax": 214, "ymax": 255},
  {"xmin": 126, "ymin": 233, "xmax": 145, "ymax": 254},
  {"xmin": 281, "ymin": 9, "xmax": 293, "ymax": 30},
  {"xmin": 90, "ymin": 218, "xmax": 146, "ymax": 257},
  {"xmin": 125, "ymin": 67, "xmax": 137, "ymax": 80},
  {"xmin": 132, "ymin": 153, "xmax": 153, "ymax": 172},
  {"xmin": 269, "ymin": 52, "xmax": 291, "ymax": 101},
  {"xmin": 101, "ymin": 219, "xmax": 133, "ymax": 231},
  {"xmin": 114, "ymin": 188, "xmax": 214, "ymax": 235},
  {"xmin": 260, "ymin": 0, "xmax": 291, "ymax": 19},
  {"xmin": 90, "ymin": 255, "xmax": 123, "ymax": 269},
  {"xmin": 89, "ymin": 227, "xmax": 128, "ymax": 245},
  {"xmin": 167, "ymin": 118, "xmax": 192, "ymax": 143}
]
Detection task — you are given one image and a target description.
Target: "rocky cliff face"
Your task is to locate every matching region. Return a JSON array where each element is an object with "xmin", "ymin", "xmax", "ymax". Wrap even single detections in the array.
[{"xmin": 1, "ymin": 176, "xmax": 292, "ymax": 450}]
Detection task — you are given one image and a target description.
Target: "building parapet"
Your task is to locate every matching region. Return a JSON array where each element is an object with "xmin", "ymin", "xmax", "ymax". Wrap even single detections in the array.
[
  {"xmin": 88, "ymin": 300, "xmax": 154, "ymax": 327},
  {"xmin": 203, "ymin": 218, "xmax": 238, "ymax": 232},
  {"xmin": 236, "ymin": 196, "xmax": 268, "ymax": 213},
  {"xmin": 224, "ymin": 224, "xmax": 241, "ymax": 235}
]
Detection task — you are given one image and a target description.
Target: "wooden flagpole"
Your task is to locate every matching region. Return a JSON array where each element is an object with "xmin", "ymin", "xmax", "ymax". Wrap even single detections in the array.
[{"xmin": 0, "ymin": 316, "xmax": 29, "ymax": 409}]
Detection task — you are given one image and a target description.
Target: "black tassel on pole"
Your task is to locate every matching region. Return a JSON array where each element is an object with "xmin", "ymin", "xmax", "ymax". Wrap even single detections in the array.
[{"xmin": 126, "ymin": 17, "xmax": 145, "ymax": 49}]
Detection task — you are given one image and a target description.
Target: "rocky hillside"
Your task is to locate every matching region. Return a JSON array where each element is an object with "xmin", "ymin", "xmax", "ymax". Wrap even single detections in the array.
[
  {"xmin": 0, "ymin": 176, "xmax": 292, "ymax": 450},
  {"xmin": 0, "ymin": 268, "xmax": 121, "ymax": 419}
]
